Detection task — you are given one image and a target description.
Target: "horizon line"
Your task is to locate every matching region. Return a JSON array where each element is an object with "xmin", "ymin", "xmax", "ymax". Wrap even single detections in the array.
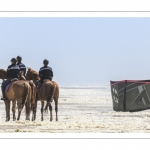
[{"xmin": 1, "ymin": 11, "xmax": 150, "ymax": 12}]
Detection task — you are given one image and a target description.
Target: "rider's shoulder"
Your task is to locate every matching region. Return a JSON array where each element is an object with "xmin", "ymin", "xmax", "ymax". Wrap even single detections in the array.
[
  {"xmin": 21, "ymin": 62, "xmax": 26, "ymax": 67},
  {"xmin": 7, "ymin": 64, "xmax": 12, "ymax": 68},
  {"xmin": 40, "ymin": 66, "xmax": 44, "ymax": 70},
  {"xmin": 47, "ymin": 66, "xmax": 52, "ymax": 70},
  {"xmin": 18, "ymin": 62, "xmax": 26, "ymax": 67},
  {"xmin": 7, "ymin": 64, "xmax": 19, "ymax": 69}
]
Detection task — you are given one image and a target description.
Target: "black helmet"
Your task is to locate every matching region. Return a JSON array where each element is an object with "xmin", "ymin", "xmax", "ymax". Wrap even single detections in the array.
[
  {"xmin": 11, "ymin": 58, "xmax": 17, "ymax": 63},
  {"xmin": 43, "ymin": 59, "xmax": 49, "ymax": 65},
  {"xmin": 16, "ymin": 56, "xmax": 22, "ymax": 61}
]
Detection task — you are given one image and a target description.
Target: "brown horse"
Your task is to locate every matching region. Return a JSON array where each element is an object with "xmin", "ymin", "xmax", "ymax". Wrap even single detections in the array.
[
  {"xmin": 26, "ymin": 68, "xmax": 59, "ymax": 121},
  {"xmin": 0, "ymin": 69, "xmax": 32, "ymax": 121},
  {"xmin": 19, "ymin": 70, "xmax": 37, "ymax": 121}
]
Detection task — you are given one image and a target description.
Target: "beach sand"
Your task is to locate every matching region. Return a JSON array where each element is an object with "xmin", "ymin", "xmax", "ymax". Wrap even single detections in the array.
[{"xmin": 0, "ymin": 86, "xmax": 150, "ymax": 133}]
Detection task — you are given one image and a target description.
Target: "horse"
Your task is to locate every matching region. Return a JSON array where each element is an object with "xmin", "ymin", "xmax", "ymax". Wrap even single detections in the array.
[
  {"xmin": 26, "ymin": 68, "xmax": 59, "ymax": 121},
  {"xmin": 19, "ymin": 70, "xmax": 37, "ymax": 121},
  {"xmin": 0, "ymin": 69, "xmax": 32, "ymax": 121}
]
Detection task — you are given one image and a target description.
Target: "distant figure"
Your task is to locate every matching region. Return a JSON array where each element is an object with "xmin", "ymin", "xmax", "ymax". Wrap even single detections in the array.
[
  {"xmin": 16, "ymin": 56, "xmax": 26, "ymax": 76},
  {"xmin": 1, "ymin": 58, "xmax": 20, "ymax": 100},
  {"xmin": 36, "ymin": 59, "xmax": 53, "ymax": 87}
]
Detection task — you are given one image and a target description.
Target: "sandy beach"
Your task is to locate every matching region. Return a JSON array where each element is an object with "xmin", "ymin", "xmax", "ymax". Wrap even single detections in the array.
[{"xmin": 0, "ymin": 86, "xmax": 150, "ymax": 133}]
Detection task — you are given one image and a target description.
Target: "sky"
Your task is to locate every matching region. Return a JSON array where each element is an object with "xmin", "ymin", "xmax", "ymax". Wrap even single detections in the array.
[{"xmin": 0, "ymin": 18, "xmax": 150, "ymax": 86}]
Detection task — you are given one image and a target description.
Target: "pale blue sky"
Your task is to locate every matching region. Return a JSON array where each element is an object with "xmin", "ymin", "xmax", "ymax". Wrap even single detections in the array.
[{"xmin": 0, "ymin": 18, "xmax": 150, "ymax": 86}]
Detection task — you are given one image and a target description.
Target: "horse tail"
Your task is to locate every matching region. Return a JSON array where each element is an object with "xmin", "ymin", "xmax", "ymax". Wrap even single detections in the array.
[
  {"xmin": 51, "ymin": 81, "xmax": 59, "ymax": 103},
  {"xmin": 28, "ymin": 81, "xmax": 36, "ymax": 112},
  {"xmin": 44, "ymin": 82, "xmax": 55, "ymax": 112},
  {"xmin": 20, "ymin": 82, "xmax": 30, "ymax": 111},
  {"xmin": 53, "ymin": 83, "xmax": 59, "ymax": 105},
  {"xmin": 48, "ymin": 82, "xmax": 55, "ymax": 102}
]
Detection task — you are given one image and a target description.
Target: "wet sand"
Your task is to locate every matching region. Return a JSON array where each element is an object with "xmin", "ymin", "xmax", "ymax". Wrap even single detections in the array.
[{"xmin": 0, "ymin": 86, "xmax": 150, "ymax": 133}]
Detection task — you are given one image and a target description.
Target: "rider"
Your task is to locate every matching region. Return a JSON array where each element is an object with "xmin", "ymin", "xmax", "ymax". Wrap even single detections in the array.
[
  {"xmin": 16, "ymin": 56, "xmax": 26, "ymax": 76},
  {"xmin": 1, "ymin": 58, "xmax": 20, "ymax": 100},
  {"xmin": 36, "ymin": 59, "xmax": 53, "ymax": 87},
  {"xmin": 35, "ymin": 59, "xmax": 53, "ymax": 100},
  {"xmin": 39, "ymin": 59, "xmax": 53, "ymax": 82}
]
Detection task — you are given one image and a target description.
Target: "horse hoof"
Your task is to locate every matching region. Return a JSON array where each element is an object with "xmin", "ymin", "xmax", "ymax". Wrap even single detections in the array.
[
  {"xmin": 26, "ymin": 117, "xmax": 30, "ymax": 121},
  {"xmin": 5, "ymin": 118, "xmax": 10, "ymax": 122}
]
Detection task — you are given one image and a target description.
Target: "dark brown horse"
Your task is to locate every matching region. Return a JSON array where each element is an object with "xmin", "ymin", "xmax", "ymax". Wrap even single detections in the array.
[
  {"xmin": 0, "ymin": 69, "xmax": 32, "ymax": 121},
  {"xmin": 26, "ymin": 68, "xmax": 59, "ymax": 121}
]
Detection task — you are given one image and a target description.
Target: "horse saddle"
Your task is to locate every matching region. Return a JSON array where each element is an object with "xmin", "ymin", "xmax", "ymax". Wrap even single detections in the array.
[
  {"xmin": 5, "ymin": 78, "xmax": 18, "ymax": 92},
  {"xmin": 11, "ymin": 78, "xmax": 18, "ymax": 82}
]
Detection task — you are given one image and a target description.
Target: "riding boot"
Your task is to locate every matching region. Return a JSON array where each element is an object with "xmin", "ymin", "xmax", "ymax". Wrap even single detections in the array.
[{"xmin": 1, "ymin": 86, "xmax": 6, "ymax": 100}]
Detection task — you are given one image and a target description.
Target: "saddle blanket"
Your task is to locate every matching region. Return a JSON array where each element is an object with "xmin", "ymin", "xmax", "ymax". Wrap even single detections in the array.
[{"xmin": 5, "ymin": 83, "xmax": 13, "ymax": 92}]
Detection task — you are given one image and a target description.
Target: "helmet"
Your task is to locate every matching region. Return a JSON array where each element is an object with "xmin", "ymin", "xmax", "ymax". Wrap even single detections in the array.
[
  {"xmin": 11, "ymin": 58, "xmax": 17, "ymax": 63},
  {"xmin": 43, "ymin": 59, "xmax": 49, "ymax": 65},
  {"xmin": 16, "ymin": 56, "xmax": 22, "ymax": 61}
]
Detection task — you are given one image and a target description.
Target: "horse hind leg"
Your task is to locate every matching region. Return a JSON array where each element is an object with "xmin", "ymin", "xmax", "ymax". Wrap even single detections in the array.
[
  {"xmin": 49, "ymin": 103, "xmax": 53, "ymax": 121},
  {"xmin": 7, "ymin": 101, "xmax": 10, "ymax": 121},
  {"xmin": 32, "ymin": 99, "xmax": 37, "ymax": 121},
  {"xmin": 41, "ymin": 101, "xmax": 44, "ymax": 121},
  {"xmin": 53, "ymin": 89, "xmax": 59, "ymax": 121},
  {"xmin": 47, "ymin": 84, "xmax": 55, "ymax": 121},
  {"xmin": 4, "ymin": 100, "xmax": 10, "ymax": 122},
  {"xmin": 25, "ymin": 90, "xmax": 32, "ymax": 121},
  {"xmin": 25, "ymin": 102, "xmax": 30, "ymax": 121},
  {"xmin": 17, "ymin": 100, "xmax": 22, "ymax": 121},
  {"xmin": 29, "ymin": 82, "xmax": 36, "ymax": 121},
  {"xmin": 12, "ymin": 101, "xmax": 16, "ymax": 121},
  {"xmin": 54, "ymin": 98, "xmax": 58, "ymax": 121}
]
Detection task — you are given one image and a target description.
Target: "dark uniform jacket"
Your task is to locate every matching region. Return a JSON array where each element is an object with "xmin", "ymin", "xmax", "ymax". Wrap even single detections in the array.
[
  {"xmin": 39, "ymin": 66, "xmax": 53, "ymax": 81},
  {"xmin": 7, "ymin": 64, "xmax": 20, "ymax": 78},
  {"xmin": 17, "ymin": 62, "xmax": 26, "ymax": 76}
]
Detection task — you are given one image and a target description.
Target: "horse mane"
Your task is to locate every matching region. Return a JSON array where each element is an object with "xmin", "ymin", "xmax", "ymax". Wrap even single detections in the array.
[
  {"xmin": 28, "ymin": 68, "xmax": 40, "ymax": 80},
  {"xmin": 0, "ymin": 69, "xmax": 6, "ymax": 73},
  {"xmin": 19, "ymin": 71, "xmax": 26, "ymax": 81},
  {"xmin": 30, "ymin": 69, "xmax": 38, "ymax": 75}
]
